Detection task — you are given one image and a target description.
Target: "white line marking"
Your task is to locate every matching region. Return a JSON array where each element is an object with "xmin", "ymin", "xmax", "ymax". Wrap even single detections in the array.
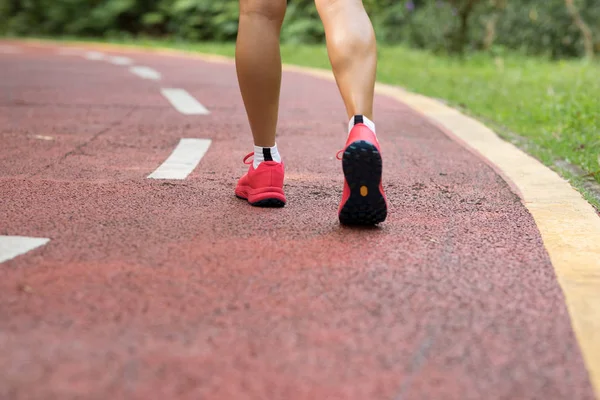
[
  {"xmin": 57, "ymin": 47, "xmax": 83, "ymax": 55},
  {"xmin": 84, "ymin": 51, "xmax": 105, "ymax": 61},
  {"xmin": 0, "ymin": 236, "xmax": 50, "ymax": 264},
  {"xmin": 33, "ymin": 135, "xmax": 54, "ymax": 141},
  {"xmin": 148, "ymin": 139, "xmax": 212, "ymax": 180},
  {"xmin": 0, "ymin": 45, "xmax": 20, "ymax": 54},
  {"xmin": 109, "ymin": 56, "xmax": 133, "ymax": 66},
  {"xmin": 160, "ymin": 88, "xmax": 210, "ymax": 115},
  {"xmin": 130, "ymin": 66, "xmax": 161, "ymax": 81}
]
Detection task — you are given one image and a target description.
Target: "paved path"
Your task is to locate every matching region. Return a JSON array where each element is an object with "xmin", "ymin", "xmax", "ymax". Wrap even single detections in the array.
[{"xmin": 0, "ymin": 41, "xmax": 596, "ymax": 399}]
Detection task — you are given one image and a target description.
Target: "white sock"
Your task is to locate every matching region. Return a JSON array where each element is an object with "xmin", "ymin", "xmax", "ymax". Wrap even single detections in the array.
[
  {"xmin": 253, "ymin": 144, "xmax": 281, "ymax": 169},
  {"xmin": 348, "ymin": 115, "xmax": 376, "ymax": 136}
]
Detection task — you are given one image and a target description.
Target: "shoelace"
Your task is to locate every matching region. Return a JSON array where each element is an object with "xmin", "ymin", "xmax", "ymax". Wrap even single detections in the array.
[{"xmin": 336, "ymin": 149, "xmax": 344, "ymax": 160}]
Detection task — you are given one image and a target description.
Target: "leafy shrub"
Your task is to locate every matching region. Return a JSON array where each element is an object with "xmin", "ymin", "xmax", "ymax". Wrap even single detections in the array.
[{"xmin": 0, "ymin": 0, "xmax": 598, "ymax": 59}]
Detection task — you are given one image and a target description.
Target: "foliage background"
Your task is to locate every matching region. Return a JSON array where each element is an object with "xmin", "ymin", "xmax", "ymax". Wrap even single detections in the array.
[{"xmin": 1, "ymin": 0, "xmax": 599, "ymax": 59}]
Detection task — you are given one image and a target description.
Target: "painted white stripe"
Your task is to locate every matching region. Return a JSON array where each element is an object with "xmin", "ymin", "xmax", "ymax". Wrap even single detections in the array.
[
  {"xmin": 109, "ymin": 56, "xmax": 133, "ymax": 66},
  {"xmin": 0, "ymin": 236, "xmax": 50, "ymax": 264},
  {"xmin": 0, "ymin": 45, "xmax": 19, "ymax": 54},
  {"xmin": 57, "ymin": 47, "xmax": 83, "ymax": 55},
  {"xmin": 84, "ymin": 51, "xmax": 105, "ymax": 61},
  {"xmin": 160, "ymin": 88, "xmax": 210, "ymax": 115},
  {"xmin": 148, "ymin": 139, "xmax": 211, "ymax": 180},
  {"xmin": 130, "ymin": 66, "xmax": 161, "ymax": 81}
]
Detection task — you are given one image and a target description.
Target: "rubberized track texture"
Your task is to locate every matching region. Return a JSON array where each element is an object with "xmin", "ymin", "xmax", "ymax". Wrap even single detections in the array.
[{"xmin": 0, "ymin": 41, "xmax": 596, "ymax": 400}]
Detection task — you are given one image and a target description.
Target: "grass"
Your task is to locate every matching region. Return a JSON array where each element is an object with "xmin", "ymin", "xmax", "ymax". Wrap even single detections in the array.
[{"xmin": 27, "ymin": 36, "xmax": 600, "ymax": 208}]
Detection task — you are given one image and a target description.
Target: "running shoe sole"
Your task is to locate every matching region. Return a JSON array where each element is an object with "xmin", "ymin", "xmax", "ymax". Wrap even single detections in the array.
[
  {"xmin": 339, "ymin": 140, "xmax": 387, "ymax": 225},
  {"xmin": 235, "ymin": 188, "xmax": 286, "ymax": 208},
  {"xmin": 235, "ymin": 195, "xmax": 285, "ymax": 208}
]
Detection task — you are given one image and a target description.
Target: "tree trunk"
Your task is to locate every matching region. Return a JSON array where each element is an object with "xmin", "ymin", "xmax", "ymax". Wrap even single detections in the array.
[
  {"xmin": 564, "ymin": 0, "xmax": 594, "ymax": 59},
  {"xmin": 450, "ymin": 0, "xmax": 480, "ymax": 55},
  {"xmin": 483, "ymin": 0, "xmax": 507, "ymax": 51}
]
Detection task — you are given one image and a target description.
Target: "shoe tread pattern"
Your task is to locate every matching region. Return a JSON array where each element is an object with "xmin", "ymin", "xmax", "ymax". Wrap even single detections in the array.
[{"xmin": 339, "ymin": 140, "xmax": 387, "ymax": 225}]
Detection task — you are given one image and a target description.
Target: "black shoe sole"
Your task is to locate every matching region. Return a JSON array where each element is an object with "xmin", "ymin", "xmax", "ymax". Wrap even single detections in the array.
[
  {"xmin": 251, "ymin": 198, "xmax": 285, "ymax": 208},
  {"xmin": 339, "ymin": 140, "xmax": 387, "ymax": 226},
  {"xmin": 236, "ymin": 195, "xmax": 286, "ymax": 208}
]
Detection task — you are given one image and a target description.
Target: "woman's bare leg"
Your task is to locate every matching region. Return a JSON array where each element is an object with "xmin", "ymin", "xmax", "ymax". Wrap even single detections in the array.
[
  {"xmin": 316, "ymin": 0, "xmax": 387, "ymax": 225},
  {"xmin": 235, "ymin": 0, "xmax": 287, "ymax": 148},
  {"xmin": 315, "ymin": 0, "xmax": 377, "ymax": 121},
  {"xmin": 234, "ymin": 0, "xmax": 287, "ymax": 208}
]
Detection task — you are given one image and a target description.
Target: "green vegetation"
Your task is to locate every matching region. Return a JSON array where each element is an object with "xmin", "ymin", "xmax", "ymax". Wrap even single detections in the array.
[{"xmin": 3, "ymin": 0, "xmax": 600, "ymax": 59}]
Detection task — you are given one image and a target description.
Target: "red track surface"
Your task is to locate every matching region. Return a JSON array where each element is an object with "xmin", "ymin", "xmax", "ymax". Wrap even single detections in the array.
[{"xmin": 0, "ymin": 42, "xmax": 595, "ymax": 399}]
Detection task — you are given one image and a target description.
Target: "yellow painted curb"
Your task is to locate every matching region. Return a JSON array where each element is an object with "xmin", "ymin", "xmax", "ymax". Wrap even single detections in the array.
[{"xmin": 21, "ymin": 39, "xmax": 600, "ymax": 396}]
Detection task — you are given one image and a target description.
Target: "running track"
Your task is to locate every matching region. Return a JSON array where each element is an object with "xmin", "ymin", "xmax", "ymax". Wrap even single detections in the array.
[{"xmin": 0, "ymin": 41, "xmax": 596, "ymax": 399}]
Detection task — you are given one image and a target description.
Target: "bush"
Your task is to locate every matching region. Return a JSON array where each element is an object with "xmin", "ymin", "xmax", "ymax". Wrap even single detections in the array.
[
  {"xmin": 1, "ymin": 0, "xmax": 598, "ymax": 59},
  {"xmin": 491, "ymin": 0, "xmax": 599, "ymax": 59}
]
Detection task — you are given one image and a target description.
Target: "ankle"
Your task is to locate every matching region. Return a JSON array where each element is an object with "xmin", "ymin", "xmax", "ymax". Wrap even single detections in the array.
[
  {"xmin": 348, "ymin": 115, "xmax": 376, "ymax": 135},
  {"xmin": 253, "ymin": 144, "xmax": 281, "ymax": 169}
]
